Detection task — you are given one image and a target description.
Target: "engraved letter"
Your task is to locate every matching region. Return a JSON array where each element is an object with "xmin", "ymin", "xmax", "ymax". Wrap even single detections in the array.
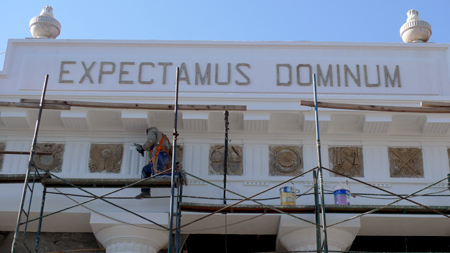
[
  {"xmin": 364, "ymin": 65, "xmax": 381, "ymax": 87},
  {"xmin": 384, "ymin": 65, "xmax": 401, "ymax": 88},
  {"xmin": 317, "ymin": 64, "xmax": 333, "ymax": 86},
  {"xmin": 297, "ymin": 64, "xmax": 312, "ymax": 86},
  {"xmin": 98, "ymin": 62, "xmax": 116, "ymax": 84},
  {"xmin": 195, "ymin": 63, "xmax": 211, "ymax": 85},
  {"xmin": 215, "ymin": 63, "xmax": 231, "ymax": 85},
  {"xmin": 336, "ymin": 64, "xmax": 341, "ymax": 87},
  {"xmin": 277, "ymin": 64, "xmax": 292, "ymax": 86},
  {"xmin": 158, "ymin": 62, "xmax": 173, "ymax": 85},
  {"xmin": 235, "ymin": 63, "xmax": 250, "ymax": 85},
  {"xmin": 79, "ymin": 61, "xmax": 96, "ymax": 84},
  {"xmin": 59, "ymin": 61, "xmax": 76, "ymax": 83},
  {"xmin": 179, "ymin": 63, "xmax": 191, "ymax": 84},
  {"xmin": 139, "ymin": 62, "xmax": 154, "ymax": 84},
  {"xmin": 119, "ymin": 62, "xmax": 134, "ymax": 84},
  {"xmin": 344, "ymin": 64, "xmax": 361, "ymax": 87}
]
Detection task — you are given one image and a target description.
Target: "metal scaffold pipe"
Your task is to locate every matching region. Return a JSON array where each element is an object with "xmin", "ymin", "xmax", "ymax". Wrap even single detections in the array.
[
  {"xmin": 168, "ymin": 68, "xmax": 180, "ymax": 253},
  {"xmin": 12, "ymin": 74, "xmax": 49, "ymax": 253},
  {"xmin": 313, "ymin": 73, "xmax": 328, "ymax": 253}
]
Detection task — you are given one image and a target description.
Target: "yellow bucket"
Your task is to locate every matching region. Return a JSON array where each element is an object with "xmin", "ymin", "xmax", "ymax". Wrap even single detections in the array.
[{"xmin": 279, "ymin": 186, "xmax": 299, "ymax": 205}]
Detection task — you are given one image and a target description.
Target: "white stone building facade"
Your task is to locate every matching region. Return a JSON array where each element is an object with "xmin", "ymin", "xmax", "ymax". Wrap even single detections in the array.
[{"xmin": 1, "ymin": 38, "xmax": 450, "ymax": 252}]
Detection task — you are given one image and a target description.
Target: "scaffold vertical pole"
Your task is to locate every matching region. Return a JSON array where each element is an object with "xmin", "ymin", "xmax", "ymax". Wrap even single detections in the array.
[
  {"xmin": 223, "ymin": 110, "xmax": 229, "ymax": 205},
  {"xmin": 447, "ymin": 173, "xmax": 450, "ymax": 192},
  {"xmin": 223, "ymin": 110, "xmax": 229, "ymax": 253},
  {"xmin": 313, "ymin": 170, "xmax": 322, "ymax": 253},
  {"xmin": 11, "ymin": 74, "xmax": 49, "ymax": 253},
  {"xmin": 35, "ymin": 186, "xmax": 47, "ymax": 252},
  {"xmin": 168, "ymin": 68, "xmax": 180, "ymax": 253},
  {"xmin": 313, "ymin": 73, "xmax": 328, "ymax": 253}
]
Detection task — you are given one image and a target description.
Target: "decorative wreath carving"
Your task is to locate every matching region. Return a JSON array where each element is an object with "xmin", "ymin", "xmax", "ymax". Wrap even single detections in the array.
[{"xmin": 269, "ymin": 146, "xmax": 302, "ymax": 176}]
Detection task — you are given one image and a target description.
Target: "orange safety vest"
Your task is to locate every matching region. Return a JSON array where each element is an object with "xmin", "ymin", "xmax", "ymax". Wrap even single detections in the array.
[{"xmin": 149, "ymin": 134, "xmax": 171, "ymax": 173}]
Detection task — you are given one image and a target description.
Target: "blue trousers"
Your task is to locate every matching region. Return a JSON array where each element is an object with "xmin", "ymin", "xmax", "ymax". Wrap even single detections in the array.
[{"xmin": 141, "ymin": 151, "xmax": 171, "ymax": 193}]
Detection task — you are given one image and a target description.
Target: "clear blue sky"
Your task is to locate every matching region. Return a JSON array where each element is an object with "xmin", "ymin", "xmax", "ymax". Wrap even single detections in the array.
[{"xmin": 1, "ymin": 0, "xmax": 450, "ymax": 68}]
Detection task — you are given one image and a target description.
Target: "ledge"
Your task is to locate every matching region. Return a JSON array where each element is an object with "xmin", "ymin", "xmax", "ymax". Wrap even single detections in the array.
[{"xmin": 180, "ymin": 202, "xmax": 450, "ymax": 215}]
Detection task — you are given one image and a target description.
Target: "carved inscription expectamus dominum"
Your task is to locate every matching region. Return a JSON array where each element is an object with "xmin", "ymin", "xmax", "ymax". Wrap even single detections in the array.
[
  {"xmin": 209, "ymin": 145, "xmax": 243, "ymax": 175},
  {"xmin": 329, "ymin": 146, "xmax": 364, "ymax": 177},
  {"xmin": 89, "ymin": 144, "xmax": 123, "ymax": 173},
  {"xmin": 388, "ymin": 147, "xmax": 424, "ymax": 178},
  {"xmin": 269, "ymin": 146, "xmax": 303, "ymax": 176}
]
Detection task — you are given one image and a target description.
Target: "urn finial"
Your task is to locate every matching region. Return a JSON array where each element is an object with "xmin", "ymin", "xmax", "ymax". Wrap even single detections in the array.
[
  {"xmin": 400, "ymin": 9, "xmax": 432, "ymax": 43},
  {"xmin": 29, "ymin": 6, "xmax": 61, "ymax": 39}
]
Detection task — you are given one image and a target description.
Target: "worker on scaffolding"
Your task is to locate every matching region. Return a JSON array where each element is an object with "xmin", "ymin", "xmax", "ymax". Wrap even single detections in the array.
[{"xmin": 134, "ymin": 126, "xmax": 172, "ymax": 199}]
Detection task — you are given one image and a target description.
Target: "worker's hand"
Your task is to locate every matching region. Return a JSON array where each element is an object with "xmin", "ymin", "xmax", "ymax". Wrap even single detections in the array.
[{"xmin": 134, "ymin": 143, "xmax": 145, "ymax": 157}]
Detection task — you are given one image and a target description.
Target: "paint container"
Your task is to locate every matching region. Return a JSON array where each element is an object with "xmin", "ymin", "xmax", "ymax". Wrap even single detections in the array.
[
  {"xmin": 279, "ymin": 186, "xmax": 299, "ymax": 206},
  {"xmin": 333, "ymin": 184, "xmax": 351, "ymax": 205}
]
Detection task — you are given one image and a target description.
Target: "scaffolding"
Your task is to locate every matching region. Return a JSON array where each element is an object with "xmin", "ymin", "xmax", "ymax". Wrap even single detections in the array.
[{"xmin": 1, "ymin": 73, "xmax": 450, "ymax": 253}]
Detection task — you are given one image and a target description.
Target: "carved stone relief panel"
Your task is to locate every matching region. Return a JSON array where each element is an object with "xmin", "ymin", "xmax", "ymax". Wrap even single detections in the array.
[
  {"xmin": 328, "ymin": 146, "xmax": 364, "ymax": 177},
  {"xmin": 89, "ymin": 144, "xmax": 123, "ymax": 173},
  {"xmin": 269, "ymin": 146, "xmax": 303, "ymax": 176},
  {"xmin": 209, "ymin": 145, "xmax": 243, "ymax": 175},
  {"xmin": 0, "ymin": 142, "xmax": 5, "ymax": 171},
  {"xmin": 388, "ymin": 147, "xmax": 424, "ymax": 178},
  {"xmin": 32, "ymin": 143, "xmax": 65, "ymax": 173}
]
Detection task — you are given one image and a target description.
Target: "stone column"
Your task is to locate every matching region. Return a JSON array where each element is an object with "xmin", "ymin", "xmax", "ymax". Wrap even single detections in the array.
[
  {"xmin": 95, "ymin": 225, "xmax": 168, "ymax": 253},
  {"xmin": 90, "ymin": 212, "xmax": 169, "ymax": 253},
  {"xmin": 277, "ymin": 214, "xmax": 360, "ymax": 252}
]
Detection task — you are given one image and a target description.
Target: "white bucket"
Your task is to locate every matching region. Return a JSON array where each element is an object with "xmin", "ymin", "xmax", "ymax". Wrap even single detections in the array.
[
  {"xmin": 279, "ymin": 186, "xmax": 299, "ymax": 206},
  {"xmin": 333, "ymin": 184, "xmax": 351, "ymax": 205}
]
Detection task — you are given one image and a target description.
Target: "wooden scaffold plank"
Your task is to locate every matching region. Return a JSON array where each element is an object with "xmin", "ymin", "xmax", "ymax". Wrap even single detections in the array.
[{"xmin": 19, "ymin": 99, "xmax": 247, "ymax": 111}]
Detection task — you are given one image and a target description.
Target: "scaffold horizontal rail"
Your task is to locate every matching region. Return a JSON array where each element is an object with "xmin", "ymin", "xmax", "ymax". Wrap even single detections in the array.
[
  {"xmin": 0, "ymin": 174, "xmax": 181, "ymax": 188},
  {"xmin": 0, "ymin": 174, "xmax": 51, "ymax": 184},
  {"xmin": 180, "ymin": 202, "xmax": 450, "ymax": 215}
]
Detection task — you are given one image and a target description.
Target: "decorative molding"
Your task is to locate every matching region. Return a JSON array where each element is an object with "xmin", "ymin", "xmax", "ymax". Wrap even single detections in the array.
[
  {"xmin": 182, "ymin": 112, "xmax": 208, "ymax": 131},
  {"xmin": 121, "ymin": 111, "xmax": 148, "ymax": 131},
  {"xmin": 243, "ymin": 113, "xmax": 270, "ymax": 132},
  {"xmin": 303, "ymin": 113, "xmax": 330, "ymax": 133},
  {"xmin": 60, "ymin": 110, "xmax": 89, "ymax": 130},
  {"xmin": 421, "ymin": 116, "xmax": 450, "ymax": 135},
  {"xmin": 89, "ymin": 144, "xmax": 123, "ymax": 173},
  {"xmin": 363, "ymin": 115, "xmax": 392, "ymax": 134},
  {"xmin": 368, "ymin": 183, "xmax": 392, "ymax": 188},
  {"xmin": 0, "ymin": 111, "xmax": 30, "ymax": 129},
  {"xmin": 243, "ymin": 181, "xmax": 269, "ymax": 186},
  {"xmin": 188, "ymin": 180, "xmax": 208, "ymax": 185}
]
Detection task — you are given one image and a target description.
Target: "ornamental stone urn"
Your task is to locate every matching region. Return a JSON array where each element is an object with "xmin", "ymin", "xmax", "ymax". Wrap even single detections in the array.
[
  {"xmin": 400, "ymin": 9, "xmax": 431, "ymax": 43},
  {"xmin": 29, "ymin": 6, "xmax": 61, "ymax": 39}
]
